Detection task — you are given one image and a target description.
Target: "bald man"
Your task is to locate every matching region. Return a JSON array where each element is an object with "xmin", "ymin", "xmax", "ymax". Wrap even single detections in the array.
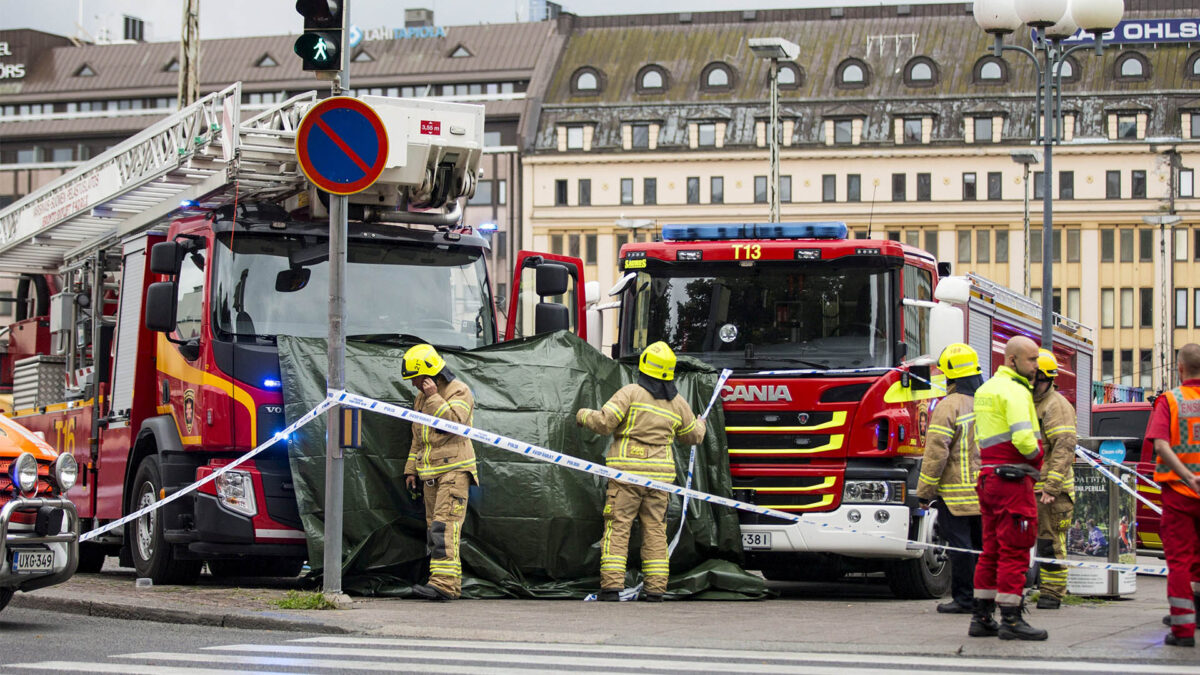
[
  {"xmin": 968, "ymin": 335, "xmax": 1048, "ymax": 641},
  {"xmin": 1147, "ymin": 344, "xmax": 1200, "ymax": 646}
]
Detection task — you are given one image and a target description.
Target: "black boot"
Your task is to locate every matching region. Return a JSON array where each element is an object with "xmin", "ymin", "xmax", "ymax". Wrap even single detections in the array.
[
  {"xmin": 999, "ymin": 603, "xmax": 1048, "ymax": 641},
  {"xmin": 1035, "ymin": 594, "xmax": 1061, "ymax": 610},
  {"xmin": 597, "ymin": 589, "xmax": 621, "ymax": 602},
  {"xmin": 968, "ymin": 598, "xmax": 1000, "ymax": 637}
]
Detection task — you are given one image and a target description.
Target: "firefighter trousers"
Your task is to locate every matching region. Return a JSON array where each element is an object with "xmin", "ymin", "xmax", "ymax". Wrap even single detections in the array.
[
  {"xmin": 1163, "ymin": 487, "xmax": 1200, "ymax": 639},
  {"xmin": 601, "ymin": 480, "xmax": 670, "ymax": 594},
  {"xmin": 422, "ymin": 470, "xmax": 471, "ymax": 598},
  {"xmin": 1036, "ymin": 493, "xmax": 1073, "ymax": 599},
  {"xmin": 974, "ymin": 473, "xmax": 1038, "ymax": 607},
  {"xmin": 936, "ymin": 502, "xmax": 982, "ymax": 608}
]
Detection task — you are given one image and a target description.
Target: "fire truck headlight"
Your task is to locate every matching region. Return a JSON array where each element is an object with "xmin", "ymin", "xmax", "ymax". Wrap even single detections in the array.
[
  {"xmin": 215, "ymin": 470, "xmax": 258, "ymax": 517},
  {"xmin": 52, "ymin": 453, "xmax": 78, "ymax": 492},
  {"xmin": 843, "ymin": 480, "xmax": 906, "ymax": 505},
  {"xmin": 9, "ymin": 452, "xmax": 39, "ymax": 494}
]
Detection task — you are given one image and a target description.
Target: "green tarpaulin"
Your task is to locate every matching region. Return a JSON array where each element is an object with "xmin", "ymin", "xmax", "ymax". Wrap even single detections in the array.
[{"xmin": 277, "ymin": 331, "xmax": 767, "ymax": 599}]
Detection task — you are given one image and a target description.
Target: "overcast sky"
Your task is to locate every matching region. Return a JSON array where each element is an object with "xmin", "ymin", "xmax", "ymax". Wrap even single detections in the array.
[{"xmin": 8, "ymin": 0, "xmax": 957, "ymax": 41}]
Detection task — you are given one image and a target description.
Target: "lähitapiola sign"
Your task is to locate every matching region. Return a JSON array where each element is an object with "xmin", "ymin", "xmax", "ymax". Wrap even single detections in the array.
[{"xmin": 1036, "ymin": 18, "xmax": 1200, "ymax": 45}]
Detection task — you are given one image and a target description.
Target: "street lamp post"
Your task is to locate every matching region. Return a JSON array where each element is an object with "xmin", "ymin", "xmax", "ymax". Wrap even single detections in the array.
[
  {"xmin": 975, "ymin": 0, "xmax": 1125, "ymax": 349},
  {"xmin": 1010, "ymin": 150, "xmax": 1042, "ymax": 297},
  {"xmin": 1145, "ymin": 213, "xmax": 1183, "ymax": 389},
  {"xmin": 749, "ymin": 38, "xmax": 800, "ymax": 224}
]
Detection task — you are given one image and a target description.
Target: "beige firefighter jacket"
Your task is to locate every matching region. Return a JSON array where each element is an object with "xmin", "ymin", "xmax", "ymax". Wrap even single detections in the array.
[
  {"xmin": 576, "ymin": 383, "xmax": 706, "ymax": 483},
  {"xmin": 916, "ymin": 388, "xmax": 981, "ymax": 516},
  {"xmin": 1034, "ymin": 387, "xmax": 1076, "ymax": 498},
  {"xmin": 404, "ymin": 377, "xmax": 477, "ymax": 481}
]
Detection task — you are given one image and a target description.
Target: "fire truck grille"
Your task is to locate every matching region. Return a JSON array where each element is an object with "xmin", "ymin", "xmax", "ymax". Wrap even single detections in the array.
[
  {"xmin": 724, "ymin": 410, "xmax": 839, "ymax": 428},
  {"xmin": 726, "ymin": 433, "xmax": 843, "ymax": 460},
  {"xmin": 732, "ymin": 474, "xmax": 842, "ymax": 520}
]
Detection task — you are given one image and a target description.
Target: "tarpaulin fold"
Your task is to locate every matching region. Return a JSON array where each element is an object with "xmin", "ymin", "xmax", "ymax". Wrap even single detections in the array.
[{"xmin": 277, "ymin": 331, "xmax": 767, "ymax": 599}]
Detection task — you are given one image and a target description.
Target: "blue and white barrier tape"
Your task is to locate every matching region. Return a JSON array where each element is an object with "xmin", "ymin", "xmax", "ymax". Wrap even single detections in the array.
[
  {"xmin": 1074, "ymin": 446, "xmax": 1162, "ymax": 516},
  {"xmin": 1076, "ymin": 446, "xmax": 1160, "ymax": 490}
]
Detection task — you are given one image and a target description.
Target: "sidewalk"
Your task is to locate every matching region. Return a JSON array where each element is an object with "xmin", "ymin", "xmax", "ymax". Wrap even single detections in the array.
[{"xmin": 10, "ymin": 561, "xmax": 1194, "ymax": 665}]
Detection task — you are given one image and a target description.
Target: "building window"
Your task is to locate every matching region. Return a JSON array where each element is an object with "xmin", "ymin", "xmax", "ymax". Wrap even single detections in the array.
[
  {"xmin": 957, "ymin": 231, "xmax": 971, "ymax": 263},
  {"xmin": 124, "ymin": 15, "xmax": 145, "ymax": 41},
  {"xmin": 566, "ymin": 126, "xmax": 584, "ymax": 149},
  {"xmin": 1117, "ymin": 115, "xmax": 1138, "ymax": 139},
  {"xmin": 834, "ymin": 119, "xmax": 853, "ymax": 144},
  {"xmin": 996, "ymin": 231, "xmax": 1009, "ymax": 262},
  {"xmin": 1033, "ymin": 171, "xmax": 1046, "ymax": 200},
  {"xmin": 1116, "ymin": 53, "xmax": 1149, "ymax": 80},
  {"xmin": 711, "ymin": 177, "xmax": 724, "ymax": 204},
  {"xmin": 963, "ymin": 172, "xmax": 977, "ymax": 201},
  {"xmin": 1139, "ymin": 229, "xmax": 1153, "ymax": 262},
  {"xmin": 1192, "ymin": 115, "xmax": 1200, "ymax": 139},
  {"xmin": 470, "ymin": 179, "xmax": 494, "ymax": 205},
  {"xmin": 1066, "ymin": 229, "xmax": 1080, "ymax": 262},
  {"xmin": 498, "ymin": 179, "xmax": 507, "ymax": 205},
  {"xmin": 775, "ymin": 63, "xmax": 802, "ymax": 89},
  {"xmin": 974, "ymin": 57, "xmax": 1006, "ymax": 83},
  {"xmin": 637, "ymin": 65, "xmax": 668, "ymax": 92},
  {"xmin": 1176, "ymin": 228, "xmax": 1189, "ymax": 261},
  {"xmin": 893, "ymin": 173, "xmax": 907, "ymax": 202},
  {"xmin": 628, "ymin": 123, "xmax": 650, "ymax": 149},
  {"xmin": 701, "ymin": 62, "xmax": 734, "ymax": 90},
  {"xmin": 1067, "ymin": 288, "xmax": 1080, "ymax": 321},
  {"xmin": 1132, "ymin": 170, "xmax": 1146, "ymax": 199},
  {"xmin": 1195, "ymin": 289, "xmax": 1200, "ymax": 327},
  {"xmin": 903, "ymin": 118, "xmax": 923, "ymax": 144},
  {"xmin": 924, "ymin": 230, "xmax": 939, "ymax": 258},
  {"xmin": 1106, "ymin": 170, "xmax": 1121, "ymax": 199},
  {"xmin": 916, "ymin": 173, "xmax": 931, "ymax": 202},
  {"xmin": 554, "ymin": 179, "xmax": 568, "ymax": 206},
  {"xmin": 822, "ymin": 175, "xmax": 836, "ymax": 202},
  {"xmin": 1140, "ymin": 349, "xmax": 1153, "ymax": 389},
  {"xmin": 1054, "ymin": 57, "xmax": 1079, "ymax": 83},
  {"xmin": 1101, "ymin": 349, "xmax": 1114, "ymax": 381},
  {"xmin": 905, "ymin": 57, "xmax": 937, "ymax": 86},
  {"xmin": 987, "ymin": 172, "xmax": 1002, "ymax": 200},
  {"xmin": 643, "ymin": 178, "xmax": 657, "ymax": 205},
  {"xmin": 847, "ymin": 174, "xmax": 860, "ymax": 202},
  {"xmin": 781, "ymin": 176, "xmax": 793, "ymax": 203},
  {"xmin": 1177, "ymin": 288, "xmax": 1188, "ymax": 328},
  {"xmin": 905, "ymin": 231, "xmax": 920, "ymax": 248},
  {"xmin": 1059, "ymin": 171, "xmax": 1073, "ymax": 200},
  {"xmin": 550, "ymin": 234, "xmax": 563, "ymax": 254},
  {"xmin": 1120, "ymin": 349, "xmax": 1134, "ymax": 386},
  {"xmin": 1120, "ymin": 288, "xmax": 1134, "ymax": 328},
  {"xmin": 1100, "ymin": 229, "xmax": 1114, "ymax": 262},
  {"xmin": 1141, "ymin": 287, "xmax": 1153, "ymax": 327},
  {"xmin": 977, "ymin": 230, "xmax": 991, "ymax": 263},
  {"xmin": 578, "ymin": 179, "xmax": 591, "ymax": 206},
  {"xmin": 1182, "ymin": 169, "xmax": 1195, "ymax": 198},
  {"xmin": 754, "ymin": 176, "xmax": 768, "ymax": 204},
  {"xmin": 1031, "ymin": 230, "xmax": 1042, "ymax": 263},
  {"xmin": 697, "ymin": 123, "xmax": 717, "ymax": 147},
  {"xmin": 585, "ymin": 234, "xmax": 597, "ymax": 265},
  {"xmin": 974, "ymin": 117, "xmax": 993, "ymax": 143},
  {"xmin": 572, "ymin": 67, "xmax": 602, "ymax": 93},
  {"xmin": 620, "ymin": 178, "xmax": 633, "ymax": 205},
  {"xmin": 1101, "ymin": 289, "xmax": 1114, "ymax": 328},
  {"xmin": 569, "ymin": 234, "xmax": 581, "ymax": 258},
  {"xmin": 687, "ymin": 177, "xmax": 700, "ymax": 204},
  {"xmin": 74, "ymin": 64, "xmax": 96, "ymax": 77},
  {"xmin": 836, "ymin": 59, "xmax": 868, "ymax": 87},
  {"xmin": 1120, "ymin": 228, "xmax": 1134, "ymax": 263}
]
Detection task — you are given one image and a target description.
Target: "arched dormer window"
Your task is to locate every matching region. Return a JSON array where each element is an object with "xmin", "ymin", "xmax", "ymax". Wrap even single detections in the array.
[
  {"xmin": 904, "ymin": 57, "xmax": 938, "ymax": 87},
  {"xmin": 636, "ymin": 64, "xmax": 669, "ymax": 94},
  {"xmin": 1116, "ymin": 52, "xmax": 1149, "ymax": 81},
  {"xmin": 775, "ymin": 62, "xmax": 802, "ymax": 89},
  {"xmin": 835, "ymin": 58, "xmax": 868, "ymax": 88},
  {"xmin": 571, "ymin": 67, "xmax": 604, "ymax": 95},
  {"xmin": 973, "ymin": 56, "xmax": 1008, "ymax": 84},
  {"xmin": 700, "ymin": 62, "xmax": 734, "ymax": 91}
]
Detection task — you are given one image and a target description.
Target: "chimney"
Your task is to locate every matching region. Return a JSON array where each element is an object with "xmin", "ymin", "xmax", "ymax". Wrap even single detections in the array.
[{"xmin": 405, "ymin": 8, "xmax": 434, "ymax": 27}]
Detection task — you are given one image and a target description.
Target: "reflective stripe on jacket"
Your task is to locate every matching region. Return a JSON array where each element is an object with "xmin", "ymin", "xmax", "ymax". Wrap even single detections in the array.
[
  {"xmin": 405, "ymin": 378, "xmax": 477, "ymax": 480},
  {"xmin": 577, "ymin": 383, "xmax": 706, "ymax": 483},
  {"xmin": 974, "ymin": 365, "xmax": 1044, "ymax": 469},
  {"xmin": 1153, "ymin": 385, "xmax": 1200, "ymax": 499},
  {"xmin": 916, "ymin": 389, "xmax": 980, "ymax": 516},
  {"xmin": 1034, "ymin": 388, "xmax": 1076, "ymax": 497}
]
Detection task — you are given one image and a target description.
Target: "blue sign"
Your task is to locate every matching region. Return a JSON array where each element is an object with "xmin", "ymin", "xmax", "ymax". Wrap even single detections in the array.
[
  {"xmin": 1098, "ymin": 439, "xmax": 1127, "ymax": 464},
  {"xmin": 1060, "ymin": 18, "xmax": 1200, "ymax": 45},
  {"xmin": 295, "ymin": 97, "xmax": 389, "ymax": 196},
  {"xmin": 348, "ymin": 24, "xmax": 449, "ymax": 48}
]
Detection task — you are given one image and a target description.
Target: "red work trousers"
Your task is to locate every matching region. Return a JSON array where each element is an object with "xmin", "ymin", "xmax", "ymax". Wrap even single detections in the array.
[
  {"xmin": 973, "ymin": 472, "xmax": 1038, "ymax": 607},
  {"xmin": 1162, "ymin": 486, "xmax": 1200, "ymax": 639}
]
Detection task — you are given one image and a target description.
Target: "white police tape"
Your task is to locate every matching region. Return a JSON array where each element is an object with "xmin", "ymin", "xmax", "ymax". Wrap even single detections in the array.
[
  {"xmin": 77, "ymin": 398, "xmax": 338, "ymax": 543},
  {"xmin": 1076, "ymin": 445, "xmax": 1160, "ymax": 490},
  {"xmin": 331, "ymin": 389, "xmax": 1169, "ymax": 578},
  {"xmin": 1074, "ymin": 445, "xmax": 1162, "ymax": 516}
]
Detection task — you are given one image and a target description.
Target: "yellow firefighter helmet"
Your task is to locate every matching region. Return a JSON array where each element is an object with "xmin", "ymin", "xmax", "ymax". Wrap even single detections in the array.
[
  {"xmin": 937, "ymin": 343, "xmax": 982, "ymax": 380},
  {"xmin": 1037, "ymin": 348, "xmax": 1059, "ymax": 379},
  {"xmin": 401, "ymin": 343, "xmax": 445, "ymax": 380},
  {"xmin": 639, "ymin": 341, "xmax": 677, "ymax": 381}
]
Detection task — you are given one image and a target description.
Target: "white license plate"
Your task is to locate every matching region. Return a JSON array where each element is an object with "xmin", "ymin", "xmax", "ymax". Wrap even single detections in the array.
[
  {"xmin": 12, "ymin": 549, "xmax": 54, "ymax": 573},
  {"xmin": 742, "ymin": 532, "xmax": 772, "ymax": 550}
]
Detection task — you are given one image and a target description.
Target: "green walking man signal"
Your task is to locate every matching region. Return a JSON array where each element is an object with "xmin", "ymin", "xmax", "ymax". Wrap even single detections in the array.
[{"xmin": 294, "ymin": 0, "xmax": 344, "ymax": 73}]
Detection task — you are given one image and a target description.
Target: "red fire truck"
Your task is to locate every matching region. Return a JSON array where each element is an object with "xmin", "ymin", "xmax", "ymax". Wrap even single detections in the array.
[
  {"xmin": 609, "ymin": 222, "xmax": 1093, "ymax": 597},
  {"xmin": 0, "ymin": 84, "xmax": 583, "ymax": 584}
]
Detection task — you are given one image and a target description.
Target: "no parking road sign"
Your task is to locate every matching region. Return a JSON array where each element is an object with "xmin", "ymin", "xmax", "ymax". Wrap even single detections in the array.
[{"xmin": 296, "ymin": 97, "xmax": 389, "ymax": 195}]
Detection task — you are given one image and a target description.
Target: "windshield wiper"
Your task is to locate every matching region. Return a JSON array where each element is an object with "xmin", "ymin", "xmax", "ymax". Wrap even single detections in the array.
[
  {"xmin": 348, "ymin": 333, "xmax": 430, "ymax": 345},
  {"xmin": 752, "ymin": 356, "xmax": 829, "ymax": 370}
]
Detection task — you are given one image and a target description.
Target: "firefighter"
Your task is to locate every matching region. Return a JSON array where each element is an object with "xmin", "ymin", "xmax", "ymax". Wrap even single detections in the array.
[
  {"xmin": 401, "ymin": 343, "xmax": 476, "ymax": 602},
  {"xmin": 1147, "ymin": 343, "xmax": 1200, "ymax": 646},
  {"xmin": 968, "ymin": 335, "xmax": 1047, "ymax": 641},
  {"xmin": 916, "ymin": 343, "xmax": 983, "ymax": 614},
  {"xmin": 1031, "ymin": 349, "xmax": 1076, "ymax": 610},
  {"xmin": 575, "ymin": 341, "xmax": 706, "ymax": 601}
]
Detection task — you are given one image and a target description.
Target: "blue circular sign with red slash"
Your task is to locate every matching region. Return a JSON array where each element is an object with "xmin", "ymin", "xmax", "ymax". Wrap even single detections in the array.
[{"xmin": 296, "ymin": 97, "xmax": 389, "ymax": 195}]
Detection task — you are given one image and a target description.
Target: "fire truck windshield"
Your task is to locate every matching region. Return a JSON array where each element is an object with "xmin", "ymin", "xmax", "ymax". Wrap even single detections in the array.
[
  {"xmin": 212, "ymin": 233, "xmax": 495, "ymax": 349},
  {"xmin": 627, "ymin": 263, "xmax": 894, "ymax": 370}
]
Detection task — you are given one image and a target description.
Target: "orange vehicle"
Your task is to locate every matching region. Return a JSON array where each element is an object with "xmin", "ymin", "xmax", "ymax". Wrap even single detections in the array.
[{"xmin": 0, "ymin": 414, "xmax": 79, "ymax": 613}]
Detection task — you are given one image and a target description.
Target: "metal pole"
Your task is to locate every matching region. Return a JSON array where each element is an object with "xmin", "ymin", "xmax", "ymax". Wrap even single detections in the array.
[
  {"xmin": 322, "ymin": 0, "xmax": 351, "ymax": 599},
  {"xmin": 1023, "ymin": 163, "xmax": 1031, "ymax": 297},
  {"xmin": 1040, "ymin": 41, "xmax": 1055, "ymax": 350},
  {"xmin": 768, "ymin": 57, "xmax": 780, "ymax": 223}
]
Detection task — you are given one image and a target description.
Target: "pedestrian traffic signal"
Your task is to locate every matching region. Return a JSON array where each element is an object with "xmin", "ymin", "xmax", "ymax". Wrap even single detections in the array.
[{"xmin": 294, "ymin": 0, "xmax": 343, "ymax": 73}]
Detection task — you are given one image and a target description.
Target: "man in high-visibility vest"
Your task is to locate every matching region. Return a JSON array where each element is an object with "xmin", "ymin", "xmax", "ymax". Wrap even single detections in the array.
[
  {"xmin": 968, "ymin": 335, "xmax": 1047, "ymax": 641},
  {"xmin": 1032, "ymin": 349, "xmax": 1076, "ymax": 610},
  {"xmin": 1146, "ymin": 343, "xmax": 1200, "ymax": 647},
  {"xmin": 916, "ymin": 343, "xmax": 983, "ymax": 615}
]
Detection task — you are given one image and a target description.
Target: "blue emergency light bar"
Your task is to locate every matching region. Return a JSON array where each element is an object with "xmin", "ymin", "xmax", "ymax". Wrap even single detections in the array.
[{"xmin": 661, "ymin": 222, "xmax": 849, "ymax": 241}]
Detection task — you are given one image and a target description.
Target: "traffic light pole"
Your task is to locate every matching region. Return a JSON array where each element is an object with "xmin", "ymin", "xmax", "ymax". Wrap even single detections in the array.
[{"xmin": 322, "ymin": 0, "xmax": 350, "ymax": 600}]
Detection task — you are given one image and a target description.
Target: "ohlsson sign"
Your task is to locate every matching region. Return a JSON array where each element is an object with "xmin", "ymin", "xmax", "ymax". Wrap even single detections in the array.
[{"xmin": 1060, "ymin": 18, "xmax": 1200, "ymax": 45}]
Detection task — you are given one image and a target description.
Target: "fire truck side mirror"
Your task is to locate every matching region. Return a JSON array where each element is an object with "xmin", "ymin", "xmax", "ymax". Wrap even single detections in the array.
[
  {"xmin": 535, "ymin": 263, "xmax": 570, "ymax": 297},
  {"xmin": 937, "ymin": 262, "xmax": 952, "ymax": 277},
  {"xmin": 150, "ymin": 242, "xmax": 181, "ymax": 275},
  {"xmin": 144, "ymin": 282, "xmax": 178, "ymax": 333},
  {"xmin": 908, "ymin": 364, "xmax": 932, "ymax": 391}
]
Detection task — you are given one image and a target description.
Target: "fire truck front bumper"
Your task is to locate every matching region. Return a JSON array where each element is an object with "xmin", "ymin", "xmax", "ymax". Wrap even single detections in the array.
[
  {"xmin": 0, "ymin": 497, "xmax": 79, "ymax": 593},
  {"xmin": 740, "ymin": 504, "xmax": 923, "ymax": 559}
]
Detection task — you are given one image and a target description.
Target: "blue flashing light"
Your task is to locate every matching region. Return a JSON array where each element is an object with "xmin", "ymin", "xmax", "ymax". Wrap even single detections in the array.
[
  {"xmin": 180, "ymin": 199, "xmax": 200, "ymax": 209},
  {"xmin": 478, "ymin": 222, "xmax": 499, "ymax": 232},
  {"xmin": 661, "ymin": 222, "xmax": 848, "ymax": 242},
  {"xmin": 263, "ymin": 378, "xmax": 282, "ymax": 390}
]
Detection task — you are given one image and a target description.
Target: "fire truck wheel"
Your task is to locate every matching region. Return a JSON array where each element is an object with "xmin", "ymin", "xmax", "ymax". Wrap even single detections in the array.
[
  {"xmin": 76, "ymin": 543, "xmax": 108, "ymax": 573},
  {"xmin": 127, "ymin": 456, "xmax": 202, "ymax": 585},
  {"xmin": 884, "ymin": 547, "xmax": 951, "ymax": 599},
  {"xmin": 207, "ymin": 557, "xmax": 304, "ymax": 579},
  {"xmin": 0, "ymin": 588, "xmax": 12, "ymax": 613}
]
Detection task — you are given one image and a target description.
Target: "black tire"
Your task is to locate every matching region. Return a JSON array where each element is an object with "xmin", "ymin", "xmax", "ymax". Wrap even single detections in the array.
[
  {"xmin": 127, "ymin": 456, "xmax": 202, "ymax": 585},
  {"xmin": 76, "ymin": 543, "xmax": 108, "ymax": 573},
  {"xmin": 885, "ymin": 548, "xmax": 951, "ymax": 599},
  {"xmin": 0, "ymin": 588, "xmax": 12, "ymax": 613},
  {"xmin": 208, "ymin": 557, "xmax": 304, "ymax": 579}
]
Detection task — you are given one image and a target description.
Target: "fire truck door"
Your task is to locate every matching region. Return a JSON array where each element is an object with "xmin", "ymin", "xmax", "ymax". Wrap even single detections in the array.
[{"xmin": 503, "ymin": 251, "xmax": 587, "ymax": 341}]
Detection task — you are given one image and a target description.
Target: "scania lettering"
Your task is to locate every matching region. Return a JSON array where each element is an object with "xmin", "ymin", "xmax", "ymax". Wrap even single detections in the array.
[{"xmin": 609, "ymin": 222, "xmax": 1093, "ymax": 598}]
